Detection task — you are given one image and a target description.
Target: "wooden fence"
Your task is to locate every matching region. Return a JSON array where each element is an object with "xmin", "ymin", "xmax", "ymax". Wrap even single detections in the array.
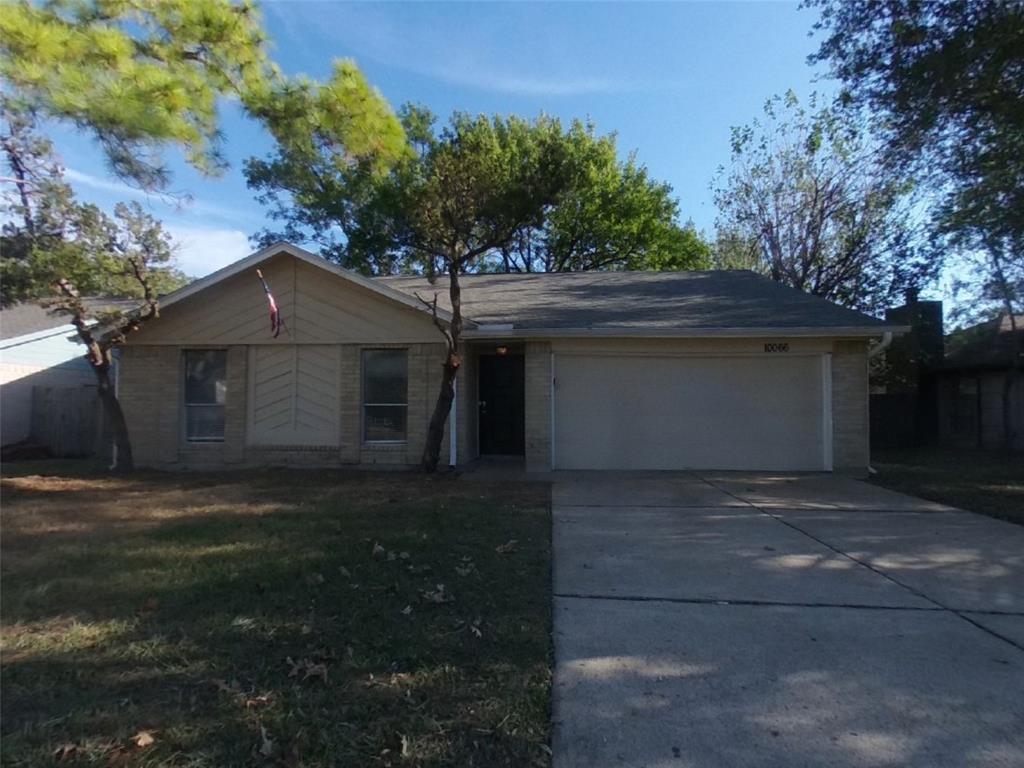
[{"xmin": 30, "ymin": 385, "xmax": 103, "ymax": 457}]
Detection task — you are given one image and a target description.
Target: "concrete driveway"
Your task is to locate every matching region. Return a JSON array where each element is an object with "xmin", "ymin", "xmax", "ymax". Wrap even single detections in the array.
[{"xmin": 552, "ymin": 472, "xmax": 1024, "ymax": 768}]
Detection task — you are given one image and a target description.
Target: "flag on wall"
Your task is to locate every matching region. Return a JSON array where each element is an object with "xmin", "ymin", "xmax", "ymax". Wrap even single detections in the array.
[{"xmin": 256, "ymin": 269, "xmax": 282, "ymax": 338}]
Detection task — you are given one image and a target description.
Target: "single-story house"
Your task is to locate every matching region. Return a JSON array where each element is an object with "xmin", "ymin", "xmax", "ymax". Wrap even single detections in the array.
[
  {"xmin": 1, "ymin": 300, "xmax": 134, "ymax": 448},
  {"xmin": 936, "ymin": 313, "xmax": 1024, "ymax": 451},
  {"xmin": 119, "ymin": 242, "xmax": 903, "ymax": 475}
]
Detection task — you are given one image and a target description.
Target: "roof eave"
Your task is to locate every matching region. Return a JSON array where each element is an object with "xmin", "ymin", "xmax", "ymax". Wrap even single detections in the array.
[{"xmin": 462, "ymin": 325, "xmax": 909, "ymax": 340}]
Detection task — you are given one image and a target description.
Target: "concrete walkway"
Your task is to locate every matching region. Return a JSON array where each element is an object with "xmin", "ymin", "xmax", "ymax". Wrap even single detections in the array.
[{"xmin": 552, "ymin": 472, "xmax": 1024, "ymax": 768}]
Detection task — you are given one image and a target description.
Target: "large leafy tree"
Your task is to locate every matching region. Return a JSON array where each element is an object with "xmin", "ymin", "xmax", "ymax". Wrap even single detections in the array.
[
  {"xmin": 712, "ymin": 92, "xmax": 934, "ymax": 313},
  {"xmin": 360, "ymin": 111, "xmax": 573, "ymax": 471},
  {"xmin": 248, "ymin": 106, "xmax": 709, "ymax": 275},
  {"xmin": 806, "ymin": 0, "xmax": 1024, "ymax": 447},
  {"xmin": 1, "ymin": 101, "xmax": 188, "ymax": 304},
  {"xmin": 0, "ymin": 1, "xmax": 406, "ymax": 190},
  {"xmin": 806, "ymin": 0, "xmax": 1024, "ymax": 270},
  {"xmin": 0, "ymin": 0, "xmax": 274, "ymax": 189},
  {"xmin": 2, "ymin": 1, "xmax": 407, "ymax": 469}
]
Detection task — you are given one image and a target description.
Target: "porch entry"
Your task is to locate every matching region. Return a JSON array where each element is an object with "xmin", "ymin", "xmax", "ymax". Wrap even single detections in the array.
[{"xmin": 478, "ymin": 353, "xmax": 525, "ymax": 455}]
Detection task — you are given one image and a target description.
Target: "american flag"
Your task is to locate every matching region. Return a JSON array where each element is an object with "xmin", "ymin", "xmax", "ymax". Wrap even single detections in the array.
[{"xmin": 256, "ymin": 269, "xmax": 282, "ymax": 338}]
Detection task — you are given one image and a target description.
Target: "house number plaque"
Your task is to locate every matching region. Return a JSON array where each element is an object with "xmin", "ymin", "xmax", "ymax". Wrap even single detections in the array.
[{"xmin": 764, "ymin": 342, "xmax": 790, "ymax": 353}]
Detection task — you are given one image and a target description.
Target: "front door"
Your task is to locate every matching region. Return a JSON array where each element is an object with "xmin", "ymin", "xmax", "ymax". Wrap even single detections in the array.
[{"xmin": 478, "ymin": 354, "xmax": 525, "ymax": 455}]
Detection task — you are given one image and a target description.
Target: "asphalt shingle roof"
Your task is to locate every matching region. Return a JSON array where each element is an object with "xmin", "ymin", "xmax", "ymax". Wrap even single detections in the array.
[
  {"xmin": 377, "ymin": 270, "xmax": 890, "ymax": 332},
  {"xmin": 0, "ymin": 299, "xmax": 140, "ymax": 341}
]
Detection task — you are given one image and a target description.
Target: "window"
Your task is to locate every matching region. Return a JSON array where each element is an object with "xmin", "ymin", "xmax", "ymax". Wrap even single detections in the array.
[
  {"xmin": 184, "ymin": 350, "xmax": 227, "ymax": 442},
  {"xmin": 363, "ymin": 349, "xmax": 407, "ymax": 442}
]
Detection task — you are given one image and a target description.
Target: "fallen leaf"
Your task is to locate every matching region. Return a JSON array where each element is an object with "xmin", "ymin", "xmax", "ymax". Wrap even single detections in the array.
[
  {"xmin": 495, "ymin": 540, "xmax": 518, "ymax": 554},
  {"xmin": 132, "ymin": 731, "xmax": 156, "ymax": 748},
  {"xmin": 421, "ymin": 584, "xmax": 454, "ymax": 604},
  {"xmin": 372, "ymin": 542, "xmax": 386, "ymax": 558},
  {"xmin": 401, "ymin": 605, "xmax": 413, "ymax": 616},
  {"xmin": 305, "ymin": 572, "xmax": 325, "ymax": 586},
  {"xmin": 245, "ymin": 694, "xmax": 272, "ymax": 710},
  {"xmin": 455, "ymin": 564, "xmax": 475, "ymax": 577},
  {"xmin": 301, "ymin": 624, "xmax": 313, "ymax": 635},
  {"xmin": 338, "ymin": 565, "xmax": 352, "ymax": 578},
  {"xmin": 53, "ymin": 744, "xmax": 77, "ymax": 761}
]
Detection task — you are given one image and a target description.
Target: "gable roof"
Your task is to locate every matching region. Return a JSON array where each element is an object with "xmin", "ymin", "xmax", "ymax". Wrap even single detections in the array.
[
  {"xmin": 144, "ymin": 243, "xmax": 900, "ymax": 340},
  {"xmin": 159, "ymin": 242, "xmax": 453, "ymax": 323},
  {"xmin": 943, "ymin": 313, "xmax": 1024, "ymax": 371},
  {"xmin": 378, "ymin": 270, "xmax": 900, "ymax": 338}
]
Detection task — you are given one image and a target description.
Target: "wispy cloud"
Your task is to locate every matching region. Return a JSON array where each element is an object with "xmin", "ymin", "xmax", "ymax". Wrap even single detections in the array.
[
  {"xmin": 264, "ymin": 3, "xmax": 657, "ymax": 97},
  {"xmin": 409, "ymin": 64, "xmax": 642, "ymax": 97},
  {"xmin": 64, "ymin": 168, "xmax": 256, "ymax": 223}
]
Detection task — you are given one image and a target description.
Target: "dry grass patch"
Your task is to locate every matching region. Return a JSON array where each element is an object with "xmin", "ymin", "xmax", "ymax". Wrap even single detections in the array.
[{"xmin": 1, "ymin": 464, "xmax": 552, "ymax": 767}]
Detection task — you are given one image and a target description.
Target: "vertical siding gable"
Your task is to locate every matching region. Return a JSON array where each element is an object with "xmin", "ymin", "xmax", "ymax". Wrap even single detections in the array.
[
  {"xmin": 128, "ymin": 254, "xmax": 439, "ymax": 345},
  {"xmin": 248, "ymin": 345, "xmax": 341, "ymax": 446}
]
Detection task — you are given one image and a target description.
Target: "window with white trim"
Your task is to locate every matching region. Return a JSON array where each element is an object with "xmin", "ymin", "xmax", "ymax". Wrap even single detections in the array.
[
  {"xmin": 183, "ymin": 349, "xmax": 227, "ymax": 442},
  {"xmin": 362, "ymin": 349, "xmax": 407, "ymax": 442}
]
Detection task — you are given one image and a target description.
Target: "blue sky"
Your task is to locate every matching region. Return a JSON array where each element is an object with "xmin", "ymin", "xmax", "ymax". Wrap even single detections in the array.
[{"xmin": 50, "ymin": 1, "xmax": 834, "ymax": 278}]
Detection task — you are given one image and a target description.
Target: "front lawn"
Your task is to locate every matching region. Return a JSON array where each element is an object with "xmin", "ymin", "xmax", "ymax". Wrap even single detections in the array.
[
  {"xmin": 870, "ymin": 448, "xmax": 1024, "ymax": 525},
  {"xmin": 0, "ymin": 465, "xmax": 551, "ymax": 767}
]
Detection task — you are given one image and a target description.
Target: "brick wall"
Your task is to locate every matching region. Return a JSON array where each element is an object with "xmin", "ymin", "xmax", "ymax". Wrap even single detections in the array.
[
  {"xmin": 832, "ymin": 340, "xmax": 870, "ymax": 475},
  {"xmin": 120, "ymin": 342, "xmax": 448, "ymax": 469},
  {"xmin": 119, "ymin": 345, "xmax": 180, "ymax": 465},
  {"xmin": 524, "ymin": 341, "xmax": 552, "ymax": 472}
]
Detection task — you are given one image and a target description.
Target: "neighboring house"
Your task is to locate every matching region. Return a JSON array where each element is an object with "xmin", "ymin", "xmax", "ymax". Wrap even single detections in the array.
[
  {"xmin": 869, "ymin": 293, "xmax": 945, "ymax": 450},
  {"xmin": 937, "ymin": 313, "xmax": 1024, "ymax": 451},
  {"xmin": 118, "ymin": 243, "xmax": 900, "ymax": 475},
  {"xmin": 0, "ymin": 299, "xmax": 136, "ymax": 447}
]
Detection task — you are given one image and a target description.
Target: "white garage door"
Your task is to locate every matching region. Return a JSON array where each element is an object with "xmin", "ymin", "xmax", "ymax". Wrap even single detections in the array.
[{"xmin": 553, "ymin": 354, "xmax": 829, "ymax": 471}]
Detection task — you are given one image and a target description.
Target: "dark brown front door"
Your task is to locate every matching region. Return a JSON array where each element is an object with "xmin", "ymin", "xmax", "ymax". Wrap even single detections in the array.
[{"xmin": 478, "ymin": 354, "xmax": 525, "ymax": 455}]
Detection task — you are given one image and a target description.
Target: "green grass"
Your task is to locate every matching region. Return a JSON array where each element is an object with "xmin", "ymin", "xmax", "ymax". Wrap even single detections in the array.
[
  {"xmin": 870, "ymin": 448, "xmax": 1024, "ymax": 525},
  {"xmin": 1, "ymin": 466, "xmax": 552, "ymax": 767}
]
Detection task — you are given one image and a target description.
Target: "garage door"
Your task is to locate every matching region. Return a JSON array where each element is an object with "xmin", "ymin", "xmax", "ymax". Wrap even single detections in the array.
[{"xmin": 553, "ymin": 354, "xmax": 829, "ymax": 471}]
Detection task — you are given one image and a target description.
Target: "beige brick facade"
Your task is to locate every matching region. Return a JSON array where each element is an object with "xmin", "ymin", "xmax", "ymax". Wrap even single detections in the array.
[
  {"xmin": 120, "ymin": 342, "xmax": 449, "ymax": 469},
  {"xmin": 121, "ymin": 337, "xmax": 871, "ymax": 475},
  {"xmin": 831, "ymin": 340, "xmax": 870, "ymax": 475},
  {"xmin": 524, "ymin": 341, "xmax": 552, "ymax": 472}
]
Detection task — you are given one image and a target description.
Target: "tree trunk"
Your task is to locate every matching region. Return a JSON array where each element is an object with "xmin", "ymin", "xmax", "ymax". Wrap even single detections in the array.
[
  {"xmin": 421, "ymin": 261, "xmax": 463, "ymax": 473},
  {"xmin": 421, "ymin": 359, "xmax": 458, "ymax": 472},
  {"xmin": 94, "ymin": 366, "xmax": 134, "ymax": 472}
]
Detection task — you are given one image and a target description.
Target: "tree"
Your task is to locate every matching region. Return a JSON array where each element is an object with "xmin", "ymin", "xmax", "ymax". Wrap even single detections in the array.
[
  {"xmin": 0, "ymin": 0, "xmax": 275, "ymax": 190},
  {"xmin": 1, "ymin": 100, "xmax": 188, "ymax": 305},
  {"xmin": 491, "ymin": 124, "xmax": 710, "ymax": 272},
  {"xmin": 248, "ymin": 106, "xmax": 709, "ymax": 275},
  {"xmin": 376, "ymin": 112, "xmax": 573, "ymax": 471},
  {"xmin": 53, "ymin": 202, "xmax": 172, "ymax": 471},
  {"xmin": 806, "ymin": 0, "xmax": 1024, "ymax": 446},
  {"xmin": 712, "ymin": 92, "xmax": 934, "ymax": 313},
  {"xmin": 805, "ymin": 0, "xmax": 1024, "ymax": 274}
]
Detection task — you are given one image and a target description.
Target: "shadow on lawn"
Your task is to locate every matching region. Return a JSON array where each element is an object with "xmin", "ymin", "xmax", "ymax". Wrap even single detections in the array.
[{"xmin": 1, "ymin": 469, "xmax": 552, "ymax": 767}]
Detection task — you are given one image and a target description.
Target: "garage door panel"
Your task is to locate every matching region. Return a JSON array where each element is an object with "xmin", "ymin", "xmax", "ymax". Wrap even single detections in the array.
[{"xmin": 553, "ymin": 354, "xmax": 825, "ymax": 471}]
